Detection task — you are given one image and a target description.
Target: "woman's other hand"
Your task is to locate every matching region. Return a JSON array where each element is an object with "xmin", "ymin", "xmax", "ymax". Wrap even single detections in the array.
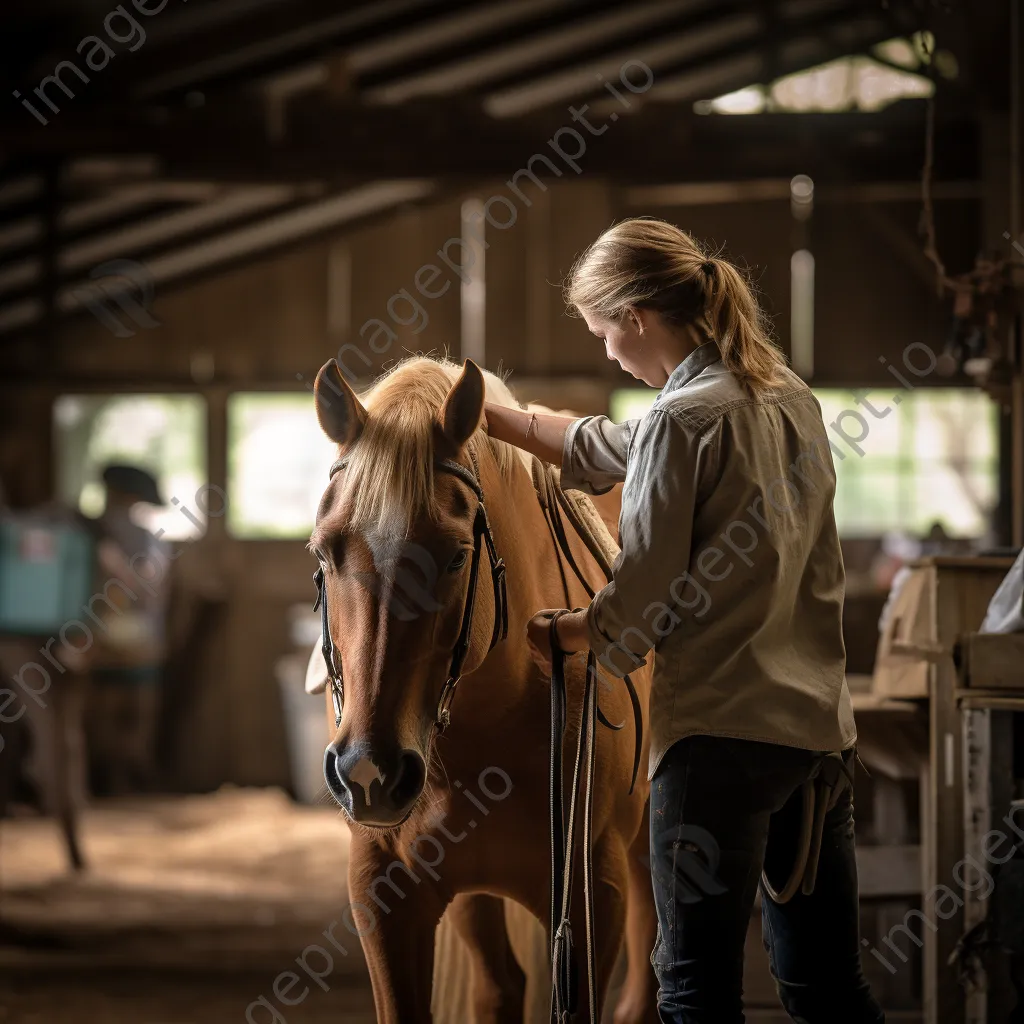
[
  {"xmin": 526, "ymin": 610, "xmax": 561, "ymax": 675},
  {"xmin": 526, "ymin": 608, "xmax": 590, "ymax": 675}
]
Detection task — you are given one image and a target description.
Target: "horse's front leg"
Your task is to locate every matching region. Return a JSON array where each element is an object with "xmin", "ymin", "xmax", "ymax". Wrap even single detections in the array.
[
  {"xmin": 446, "ymin": 892, "xmax": 526, "ymax": 1023},
  {"xmin": 349, "ymin": 836, "xmax": 447, "ymax": 1024}
]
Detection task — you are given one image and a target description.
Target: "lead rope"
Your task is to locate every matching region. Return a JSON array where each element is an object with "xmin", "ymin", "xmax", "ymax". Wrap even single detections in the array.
[
  {"xmin": 549, "ymin": 615, "xmax": 600, "ymax": 1024},
  {"xmin": 760, "ymin": 750, "xmax": 856, "ymax": 904},
  {"xmin": 536, "ymin": 462, "xmax": 609, "ymax": 1024},
  {"xmin": 535, "ymin": 461, "xmax": 643, "ymax": 795}
]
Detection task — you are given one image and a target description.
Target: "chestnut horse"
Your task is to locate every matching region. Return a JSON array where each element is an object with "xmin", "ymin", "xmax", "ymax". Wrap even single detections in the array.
[{"xmin": 307, "ymin": 354, "xmax": 656, "ymax": 1023}]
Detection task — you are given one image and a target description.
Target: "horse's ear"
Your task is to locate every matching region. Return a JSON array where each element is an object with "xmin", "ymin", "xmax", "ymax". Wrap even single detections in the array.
[
  {"xmin": 437, "ymin": 359, "xmax": 485, "ymax": 453},
  {"xmin": 315, "ymin": 359, "xmax": 367, "ymax": 446}
]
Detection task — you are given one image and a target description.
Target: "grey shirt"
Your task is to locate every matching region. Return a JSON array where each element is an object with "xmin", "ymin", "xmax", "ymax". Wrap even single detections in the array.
[{"xmin": 561, "ymin": 344, "xmax": 857, "ymax": 779}]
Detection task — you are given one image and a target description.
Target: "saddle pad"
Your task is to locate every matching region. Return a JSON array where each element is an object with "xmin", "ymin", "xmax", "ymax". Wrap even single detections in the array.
[{"xmin": 555, "ymin": 473, "xmax": 621, "ymax": 577}]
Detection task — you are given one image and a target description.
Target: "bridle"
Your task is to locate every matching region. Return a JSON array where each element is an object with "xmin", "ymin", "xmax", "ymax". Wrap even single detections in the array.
[{"xmin": 312, "ymin": 452, "xmax": 509, "ymax": 734}]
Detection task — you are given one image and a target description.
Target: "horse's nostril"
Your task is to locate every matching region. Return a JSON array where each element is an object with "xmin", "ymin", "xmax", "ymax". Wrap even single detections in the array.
[
  {"xmin": 324, "ymin": 743, "xmax": 424, "ymax": 824},
  {"xmin": 323, "ymin": 744, "xmax": 352, "ymax": 808},
  {"xmin": 387, "ymin": 750, "xmax": 426, "ymax": 810}
]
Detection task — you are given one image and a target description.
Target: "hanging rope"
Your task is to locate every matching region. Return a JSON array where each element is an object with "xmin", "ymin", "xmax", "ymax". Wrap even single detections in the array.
[{"xmin": 918, "ymin": 30, "xmax": 957, "ymax": 298}]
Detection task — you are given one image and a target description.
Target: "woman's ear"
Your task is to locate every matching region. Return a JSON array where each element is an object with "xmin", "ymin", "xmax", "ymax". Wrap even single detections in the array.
[{"xmin": 626, "ymin": 307, "xmax": 645, "ymax": 336}]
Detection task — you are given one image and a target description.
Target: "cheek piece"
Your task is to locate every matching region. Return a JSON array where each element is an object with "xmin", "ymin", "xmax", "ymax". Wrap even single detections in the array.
[{"xmin": 312, "ymin": 452, "xmax": 508, "ymax": 732}]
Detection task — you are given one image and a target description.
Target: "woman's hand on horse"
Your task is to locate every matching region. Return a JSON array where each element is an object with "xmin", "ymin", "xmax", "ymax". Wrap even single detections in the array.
[{"xmin": 526, "ymin": 608, "xmax": 589, "ymax": 674}]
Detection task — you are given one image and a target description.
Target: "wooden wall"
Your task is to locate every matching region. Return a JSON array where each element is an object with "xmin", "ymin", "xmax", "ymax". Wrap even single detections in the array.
[
  {"xmin": 0, "ymin": 177, "xmax": 984, "ymax": 791},
  {"xmin": 625, "ymin": 195, "xmax": 981, "ymax": 386}
]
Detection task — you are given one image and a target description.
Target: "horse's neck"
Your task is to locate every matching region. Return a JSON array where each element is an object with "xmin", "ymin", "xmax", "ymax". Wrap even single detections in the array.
[{"xmin": 486, "ymin": 457, "xmax": 592, "ymax": 628}]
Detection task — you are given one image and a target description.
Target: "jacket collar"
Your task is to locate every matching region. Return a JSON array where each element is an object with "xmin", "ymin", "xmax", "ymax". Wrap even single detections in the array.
[{"xmin": 659, "ymin": 342, "xmax": 721, "ymax": 398}]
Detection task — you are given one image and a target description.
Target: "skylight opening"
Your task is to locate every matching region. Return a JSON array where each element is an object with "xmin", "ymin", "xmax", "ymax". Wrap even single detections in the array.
[{"xmin": 694, "ymin": 38, "xmax": 939, "ymax": 116}]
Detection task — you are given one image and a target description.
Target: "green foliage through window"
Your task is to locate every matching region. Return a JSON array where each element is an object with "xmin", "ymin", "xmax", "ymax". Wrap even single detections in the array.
[
  {"xmin": 609, "ymin": 386, "xmax": 998, "ymax": 539},
  {"xmin": 227, "ymin": 393, "xmax": 337, "ymax": 539}
]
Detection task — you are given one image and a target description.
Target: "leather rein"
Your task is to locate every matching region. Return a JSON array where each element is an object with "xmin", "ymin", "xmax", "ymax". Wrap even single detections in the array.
[
  {"xmin": 312, "ymin": 452, "xmax": 509, "ymax": 734},
  {"xmin": 534, "ymin": 460, "xmax": 643, "ymax": 1024}
]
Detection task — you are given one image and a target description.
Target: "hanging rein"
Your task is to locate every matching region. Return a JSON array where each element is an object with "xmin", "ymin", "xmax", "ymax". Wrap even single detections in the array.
[{"xmin": 533, "ymin": 460, "xmax": 643, "ymax": 1024}]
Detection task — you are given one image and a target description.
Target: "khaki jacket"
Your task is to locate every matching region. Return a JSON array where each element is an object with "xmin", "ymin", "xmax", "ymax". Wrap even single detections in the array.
[{"xmin": 561, "ymin": 344, "xmax": 857, "ymax": 779}]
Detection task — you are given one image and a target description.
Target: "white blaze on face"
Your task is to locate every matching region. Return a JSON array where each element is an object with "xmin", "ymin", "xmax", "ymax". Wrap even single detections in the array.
[{"xmin": 349, "ymin": 756, "xmax": 385, "ymax": 804}]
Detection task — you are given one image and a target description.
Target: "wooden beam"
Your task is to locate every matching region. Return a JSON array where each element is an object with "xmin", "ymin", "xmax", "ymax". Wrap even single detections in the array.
[{"xmin": 4, "ymin": 99, "xmax": 979, "ymax": 184}]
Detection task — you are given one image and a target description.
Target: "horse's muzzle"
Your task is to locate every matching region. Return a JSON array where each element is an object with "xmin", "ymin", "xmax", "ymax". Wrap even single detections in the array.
[{"xmin": 324, "ymin": 740, "xmax": 426, "ymax": 827}]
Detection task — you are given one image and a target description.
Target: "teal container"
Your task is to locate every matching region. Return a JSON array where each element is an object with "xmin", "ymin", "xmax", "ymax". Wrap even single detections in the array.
[{"xmin": 0, "ymin": 516, "xmax": 95, "ymax": 635}]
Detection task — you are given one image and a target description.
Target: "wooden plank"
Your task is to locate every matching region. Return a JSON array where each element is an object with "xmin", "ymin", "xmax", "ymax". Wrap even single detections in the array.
[
  {"xmin": 922, "ymin": 559, "xmax": 1011, "ymax": 1023},
  {"xmin": 851, "ymin": 692, "xmax": 924, "ymax": 713},
  {"xmin": 869, "ymin": 777, "xmax": 918, "ymax": 1009},
  {"xmin": 919, "ymin": 762, "xmax": 936, "ymax": 1024},
  {"xmin": 7, "ymin": 100, "xmax": 975, "ymax": 184},
  {"xmin": 962, "ymin": 632, "xmax": 1024, "ymax": 690},
  {"xmin": 957, "ymin": 691, "xmax": 1024, "ymax": 710},
  {"xmin": 856, "ymin": 844, "xmax": 922, "ymax": 898},
  {"xmin": 907, "ymin": 557, "xmax": 1016, "ymax": 571}
]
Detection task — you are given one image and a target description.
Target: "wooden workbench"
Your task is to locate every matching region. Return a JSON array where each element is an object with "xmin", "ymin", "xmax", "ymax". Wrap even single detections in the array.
[
  {"xmin": 956, "ymin": 630, "xmax": 1024, "ymax": 1024},
  {"xmin": 868, "ymin": 556, "xmax": 1016, "ymax": 1024}
]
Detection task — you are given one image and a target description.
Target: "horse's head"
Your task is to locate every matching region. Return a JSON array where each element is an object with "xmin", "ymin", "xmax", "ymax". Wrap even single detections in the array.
[{"xmin": 309, "ymin": 355, "xmax": 517, "ymax": 828}]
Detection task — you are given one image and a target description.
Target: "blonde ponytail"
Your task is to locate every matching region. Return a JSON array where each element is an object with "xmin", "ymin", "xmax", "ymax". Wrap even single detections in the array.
[
  {"xmin": 702, "ymin": 257, "xmax": 786, "ymax": 391},
  {"xmin": 565, "ymin": 217, "xmax": 787, "ymax": 392}
]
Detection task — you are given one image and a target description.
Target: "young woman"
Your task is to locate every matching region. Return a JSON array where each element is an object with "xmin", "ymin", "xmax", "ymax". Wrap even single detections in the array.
[{"xmin": 484, "ymin": 217, "xmax": 884, "ymax": 1023}]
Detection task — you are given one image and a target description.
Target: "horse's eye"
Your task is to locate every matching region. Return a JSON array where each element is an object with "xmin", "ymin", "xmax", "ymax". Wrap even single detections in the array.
[{"xmin": 447, "ymin": 551, "xmax": 468, "ymax": 573}]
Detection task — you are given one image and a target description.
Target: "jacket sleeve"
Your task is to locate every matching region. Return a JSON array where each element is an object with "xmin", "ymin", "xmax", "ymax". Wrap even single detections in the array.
[
  {"xmin": 560, "ymin": 415, "xmax": 638, "ymax": 495},
  {"xmin": 585, "ymin": 410, "xmax": 712, "ymax": 677}
]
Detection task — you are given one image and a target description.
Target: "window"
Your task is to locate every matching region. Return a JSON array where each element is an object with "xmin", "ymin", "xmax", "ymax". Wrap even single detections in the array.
[
  {"xmin": 609, "ymin": 388, "xmax": 659, "ymax": 424},
  {"xmin": 227, "ymin": 393, "xmax": 337, "ymax": 539},
  {"xmin": 693, "ymin": 35, "xmax": 945, "ymax": 116},
  {"xmin": 608, "ymin": 386, "xmax": 999, "ymax": 538},
  {"xmin": 53, "ymin": 394, "xmax": 207, "ymax": 541},
  {"xmin": 813, "ymin": 388, "xmax": 998, "ymax": 539}
]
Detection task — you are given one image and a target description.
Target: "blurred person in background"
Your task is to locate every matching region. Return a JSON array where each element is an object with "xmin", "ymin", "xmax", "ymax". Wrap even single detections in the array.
[
  {"xmin": 87, "ymin": 464, "xmax": 170, "ymax": 795},
  {"xmin": 920, "ymin": 519, "xmax": 954, "ymax": 557}
]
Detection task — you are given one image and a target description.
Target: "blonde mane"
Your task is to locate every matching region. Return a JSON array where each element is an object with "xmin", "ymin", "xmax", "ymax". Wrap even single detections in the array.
[{"xmin": 339, "ymin": 356, "xmax": 527, "ymax": 535}]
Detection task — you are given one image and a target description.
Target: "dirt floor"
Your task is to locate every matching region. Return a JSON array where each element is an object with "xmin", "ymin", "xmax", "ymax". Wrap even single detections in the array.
[
  {"xmin": 0, "ymin": 789, "xmax": 358, "ymax": 967},
  {"xmin": 0, "ymin": 968, "xmax": 377, "ymax": 1024},
  {"xmin": 0, "ymin": 788, "xmax": 552, "ymax": 1023},
  {"xmin": 0, "ymin": 789, "xmax": 376, "ymax": 1023},
  {"xmin": 0, "ymin": 789, "xmax": 920, "ymax": 1023}
]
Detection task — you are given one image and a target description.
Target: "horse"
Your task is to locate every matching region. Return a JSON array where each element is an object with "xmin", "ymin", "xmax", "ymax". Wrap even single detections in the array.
[{"xmin": 307, "ymin": 353, "xmax": 656, "ymax": 1023}]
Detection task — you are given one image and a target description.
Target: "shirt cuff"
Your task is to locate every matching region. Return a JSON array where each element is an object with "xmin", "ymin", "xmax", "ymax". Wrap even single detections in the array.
[{"xmin": 585, "ymin": 588, "xmax": 650, "ymax": 679}]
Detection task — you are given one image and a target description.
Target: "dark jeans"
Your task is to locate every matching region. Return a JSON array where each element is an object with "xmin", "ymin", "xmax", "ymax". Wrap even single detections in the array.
[{"xmin": 649, "ymin": 735, "xmax": 885, "ymax": 1024}]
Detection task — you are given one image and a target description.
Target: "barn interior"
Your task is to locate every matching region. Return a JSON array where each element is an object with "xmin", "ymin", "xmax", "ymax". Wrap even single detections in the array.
[{"xmin": 1, "ymin": 1, "xmax": 1023, "ymax": 1022}]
